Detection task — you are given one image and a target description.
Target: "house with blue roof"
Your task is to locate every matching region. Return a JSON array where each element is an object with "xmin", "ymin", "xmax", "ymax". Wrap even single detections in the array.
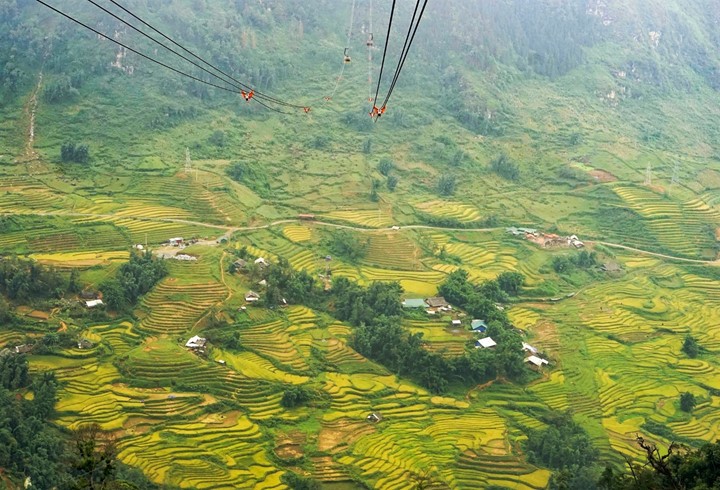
[{"xmin": 471, "ymin": 319, "xmax": 488, "ymax": 333}]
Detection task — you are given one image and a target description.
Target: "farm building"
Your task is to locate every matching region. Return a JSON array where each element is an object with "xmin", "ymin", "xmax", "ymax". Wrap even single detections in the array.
[
  {"xmin": 245, "ymin": 291, "xmax": 260, "ymax": 302},
  {"xmin": 298, "ymin": 214, "xmax": 315, "ymax": 220},
  {"xmin": 402, "ymin": 298, "xmax": 427, "ymax": 308},
  {"xmin": 475, "ymin": 337, "xmax": 497, "ymax": 349},
  {"xmin": 85, "ymin": 299, "xmax": 104, "ymax": 308},
  {"xmin": 14, "ymin": 344, "xmax": 33, "ymax": 354},
  {"xmin": 185, "ymin": 336, "xmax": 207, "ymax": 349},
  {"xmin": 233, "ymin": 259, "xmax": 248, "ymax": 270},
  {"xmin": 77, "ymin": 339, "xmax": 94, "ymax": 350},
  {"xmin": 169, "ymin": 237, "xmax": 184, "ymax": 246},
  {"xmin": 425, "ymin": 296, "xmax": 449, "ymax": 309},
  {"xmin": 602, "ymin": 262, "xmax": 623, "ymax": 273},
  {"xmin": 522, "ymin": 342, "xmax": 538, "ymax": 354},
  {"xmin": 258, "ymin": 279, "xmax": 267, "ymax": 288},
  {"xmin": 451, "ymin": 319, "xmax": 462, "ymax": 327},
  {"xmin": 471, "ymin": 320, "xmax": 488, "ymax": 332},
  {"xmin": 367, "ymin": 413, "xmax": 382, "ymax": 423},
  {"xmin": 526, "ymin": 355, "xmax": 549, "ymax": 367},
  {"xmin": 174, "ymin": 254, "xmax": 197, "ymax": 261},
  {"xmin": 80, "ymin": 290, "xmax": 98, "ymax": 300}
]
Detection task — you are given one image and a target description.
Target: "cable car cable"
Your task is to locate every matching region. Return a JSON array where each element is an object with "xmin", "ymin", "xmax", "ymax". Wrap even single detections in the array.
[
  {"xmin": 381, "ymin": 0, "xmax": 428, "ymax": 108},
  {"xmin": 34, "ymin": 0, "xmax": 241, "ymax": 95},
  {"xmin": 105, "ymin": 0, "xmax": 306, "ymax": 109},
  {"xmin": 372, "ymin": 0, "xmax": 397, "ymax": 108}
]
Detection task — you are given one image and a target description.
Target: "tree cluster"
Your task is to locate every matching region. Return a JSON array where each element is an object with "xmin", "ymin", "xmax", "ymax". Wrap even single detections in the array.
[
  {"xmin": 490, "ymin": 153, "xmax": 520, "ymax": 181},
  {"xmin": 526, "ymin": 411, "xmax": 600, "ymax": 489},
  {"xmin": 0, "ymin": 256, "xmax": 69, "ymax": 301},
  {"xmin": 552, "ymin": 250, "xmax": 598, "ymax": 274},
  {"xmin": 331, "ymin": 273, "xmax": 526, "ymax": 393},
  {"xmin": 100, "ymin": 251, "xmax": 168, "ymax": 310},
  {"xmin": 438, "ymin": 270, "xmax": 522, "ymax": 325},
  {"xmin": 599, "ymin": 438, "xmax": 720, "ymax": 490},
  {"xmin": 324, "ymin": 230, "xmax": 369, "ymax": 263},
  {"xmin": 225, "ymin": 161, "xmax": 271, "ymax": 197},
  {"xmin": 681, "ymin": 334, "xmax": 700, "ymax": 358},
  {"xmin": 60, "ymin": 142, "xmax": 90, "ymax": 164}
]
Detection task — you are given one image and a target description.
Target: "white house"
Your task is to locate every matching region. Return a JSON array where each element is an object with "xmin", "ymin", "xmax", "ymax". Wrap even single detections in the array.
[
  {"xmin": 245, "ymin": 291, "xmax": 260, "ymax": 302},
  {"xmin": 254, "ymin": 257, "xmax": 269, "ymax": 267},
  {"xmin": 522, "ymin": 342, "xmax": 538, "ymax": 354},
  {"xmin": 451, "ymin": 319, "xmax": 462, "ymax": 327},
  {"xmin": 526, "ymin": 355, "xmax": 549, "ymax": 367},
  {"xmin": 185, "ymin": 336, "xmax": 207, "ymax": 349},
  {"xmin": 85, "ymin": 299, "xmax": 104, "ymax": 308},
  {"xmin": 476, "ymin": 337, "xmax": 497, "ymax": 349},
  {"xmin": 169, "ymin": 237, "xmax": 184, "ymax": 246}
]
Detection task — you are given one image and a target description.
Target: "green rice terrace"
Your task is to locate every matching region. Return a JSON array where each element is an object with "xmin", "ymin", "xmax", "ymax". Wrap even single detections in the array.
[{"xmin": 1, "ymin": 0, "xmax": 720, "ymax": 489}]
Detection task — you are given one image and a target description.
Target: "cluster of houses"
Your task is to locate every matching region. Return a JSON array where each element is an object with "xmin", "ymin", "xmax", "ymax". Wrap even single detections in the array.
[
  {"xmin": 0, "ymin": 344, "xmax": 33, "ymax": 357},
  {"xmin": 507, "ymin": 227, "xmax": 585, "ymax": 249},
  {"xmin": 233, "ymin": 256, "xmax": 270, "ymax": 272},
  {"xmin": 402, "ymin": 296, "xmax": 453, "ymax": 315},
  {"xmin": 403, "ymin": 294, "xmax": 551, "ymax": 369}
]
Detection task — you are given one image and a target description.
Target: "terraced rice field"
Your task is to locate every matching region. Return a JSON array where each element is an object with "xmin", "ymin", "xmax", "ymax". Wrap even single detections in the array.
[
  {"xmin": 282, "ymin": 224, "xmax": 313, "ymax": 243},
  {"xmin": 323, "ymin": 209, "xmax": 394, "ymax": 227},
  {"xmin": 415, "ymin": 200, "xmax": 482, "ymax": 223},
  {"xmin": 364, "ymin": 232, "xmax": 421, "ymax": 270},
  {"xmin": 611, "ymin": 184, "xmax": 720, "ymax": 258},
  {"xmin": 137, "ymin": 279, "xmax": 227, "ymax": 334}
]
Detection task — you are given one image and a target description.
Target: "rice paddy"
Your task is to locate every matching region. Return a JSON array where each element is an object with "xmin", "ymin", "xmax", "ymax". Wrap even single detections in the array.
[{"xmin": 1, "ymin": 139, "xmax": 719, "ymax": 489}]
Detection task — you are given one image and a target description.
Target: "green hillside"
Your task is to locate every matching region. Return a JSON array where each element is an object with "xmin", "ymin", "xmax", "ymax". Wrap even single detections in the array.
[{"xmin": 1, "ymin": 0, "xmax": 720, "ymax": 489}]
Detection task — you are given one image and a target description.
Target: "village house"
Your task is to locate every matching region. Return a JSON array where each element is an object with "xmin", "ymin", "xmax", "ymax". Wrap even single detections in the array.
[
  {"xmin": 233, "ymin": 258, "xmax": 248, "ymax": 271},
  {"xmin": 80, "ymin": 290, "xmax": 98, "ymax": 300},
  {"xmin": 522, "ymin": 342, "xmax": 538, "ymax": 354},
  {"xmin": 471, "ymin": 320, "xmax": 488, "ymax": 333},
  {"xmin": 85, "ymin": 299, "xmax": 104, "ymax": 308},
  {"xmin": 402, "ymin": 298, "xmax": 427, "ymax": 309},
  {"xmin": 254, "ymin": 257, "xmax": 269, "ymax": 268},
  {"xmin": 169, "ymin": 237, "xmax": 184, "ymax": 246},
  {"xmin": 601, "ymin": 262, "xmax": 623, "ymax": 273},
  {"xmin": 245, "ymin": 291, "xmax": 260, "ymax": 302},
  {"xmin": 526, "ymin": 355, "xmax": 549, "ymax": 367},
  {"xmin": 451, "ymin": 319, "xmax": 462, "ymax": 327},
  {"xmin": 14, "ymin": 344, "xmax": 33, "ymax": 354},
  {"xmin": 425, "ymin": 296, "xmax": 449, "ymax": 309},
  {"xmin": 475, "ymin": 337, "xmax": 497, "ymax": 349},
  {"xmin": 185, "ymin": 335, "xmax": 207, "ymax": 350},
  {"xmin": 367, "ymin": 412, "xmax": 382, "ymax": 423},
  {"xmin": 77, "ymin": 339, "xmax": 94, "ymax": 350}
]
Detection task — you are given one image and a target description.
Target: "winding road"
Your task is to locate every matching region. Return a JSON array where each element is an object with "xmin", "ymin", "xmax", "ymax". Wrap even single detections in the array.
[{"xmin": 0, "ymin": 209, "xmax": 717, "ymax": 266}]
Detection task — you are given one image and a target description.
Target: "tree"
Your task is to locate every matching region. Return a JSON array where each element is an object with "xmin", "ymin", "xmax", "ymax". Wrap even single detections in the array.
[
  {"xmin": 496, "ymin": 272, "xmax": 524, "ymax": 295},
  {"xmin": 208, "ymin": 130, "xmax": 226, "ymax": 147},
  {"xmin": 362, "ymin": 138, "xmax": 372, "ymax": 154},
  {"xmin": 0, "ymin": 353, "xmax": 30, "ymax": 390},
  {"xmin": 378, "ymin": 158, "xmax": 394, "ymax": 176},
  {"xmin": 679, "ymin": 392, "xmax": 696, "ymax": 413},
  {"xmin": 437, "ymin": 174, "xmax": 457, "ymax": 196},
  {"xmin": 280, "ymin": 386, "xmax": 311, "ymax": 408},
  {"xmin": 387, "ymin": 175, "xmax": 399, "ymax": 191},
  {"xmin": 281, "ymin": 472, "xmax": 321, "ymax": 490},
  {"xmin": 681, "ymin": 334, "xmax": 699, "ymax": 358},
  {"xmin": 67, "ymin": 424, "xmax": 119, "ymax": 490},
  {"xmin": 490, "ymin": 153, "xmax": 520, "ymax": 181}
]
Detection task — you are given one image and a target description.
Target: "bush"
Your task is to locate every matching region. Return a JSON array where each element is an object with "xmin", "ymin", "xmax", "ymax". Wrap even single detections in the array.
[
  {"xmin": 680, "ymin": 392, "xmax": 697, "ymax": 412},
  {"xmin": 490, "ymin": 153, "xmax": 520, "ymax": 181},
  {"xmin": 378, "ymin": 158, "xmax": 394, "ymax": 176},
  {"xmin": 682, "ymin": 334, "xmax": 699, "ymax": 358},
  {"xmin": 437, "ymin": 174, "xmax": 457, "ymax": 196}
]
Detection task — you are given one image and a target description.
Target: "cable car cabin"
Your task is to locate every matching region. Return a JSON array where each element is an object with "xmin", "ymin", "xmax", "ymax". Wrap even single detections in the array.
[
  {"xmin": 343, "ymin": 48, "xmax": 351, "ymax": 63},
  {"xmin": 366, "ymin": 33, "xmax": 374, "ymax": 47}
]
